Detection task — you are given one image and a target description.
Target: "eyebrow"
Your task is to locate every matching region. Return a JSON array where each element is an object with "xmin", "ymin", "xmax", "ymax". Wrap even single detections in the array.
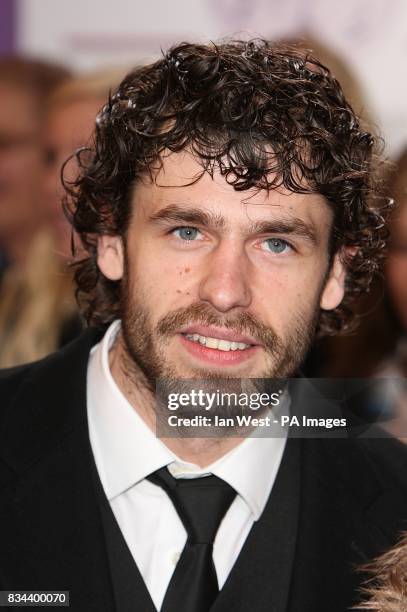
[
  {"xmin": 246, "ymin": 219, "xmax": 318, "ymax": 245},
  {"xmin": 148, "ymin": 204, "xmax": 318, "ymax": 244},
  {"xmin": 149, "ymin": 205, "xmax": 225, "ymax": 229}
]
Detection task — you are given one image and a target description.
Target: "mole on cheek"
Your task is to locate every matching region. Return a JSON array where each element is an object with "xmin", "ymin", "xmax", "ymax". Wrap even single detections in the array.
[{"xmin": 179, "ymin": 267, "xmax": 191, "ymax": 275}]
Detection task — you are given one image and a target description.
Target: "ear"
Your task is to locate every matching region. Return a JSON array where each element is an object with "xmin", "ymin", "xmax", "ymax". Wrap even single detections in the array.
[
  {"xmin": 97, "ymin": 235, "xmax": 124, "ymax": 281},
  {"xmin": 320, "ymin": 250, "xmax": 349, "ymax": 311}
]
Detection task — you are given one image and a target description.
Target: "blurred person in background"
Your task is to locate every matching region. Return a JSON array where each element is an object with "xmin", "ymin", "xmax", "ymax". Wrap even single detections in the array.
[
  {"xmin": 0, "ymin": 65, "xmax": 125, "ymax": 367},
  {"xmin": 44, "ymin": 69, "xmax": 126, "ymax": 258},
  {"xmin": 0, "ymin": 58, "xmax": 69, "ymax": 277},
  {"xmin": 312, "ymin": 149, "xmax": 407, "ymax": 439},
  {"xmin": 0, "ymin": 57, "xmax": 81, "ymax": 367},
  {"xmin": 385, "ymin": 149, "xmax": 407, "ymax": 361},
  {"xmin": 326, "ymin": 149, "xmax": 407, "ymax": 373},
  {"xmin": 364, "ymin": 149, "xmax": 407, "ymax": 439}
]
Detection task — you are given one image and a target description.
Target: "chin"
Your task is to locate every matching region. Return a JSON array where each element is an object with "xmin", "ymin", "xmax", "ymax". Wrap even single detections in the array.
[{"xmin": 174, "ymin": 361, "xmax": 268, "ymax": 381}]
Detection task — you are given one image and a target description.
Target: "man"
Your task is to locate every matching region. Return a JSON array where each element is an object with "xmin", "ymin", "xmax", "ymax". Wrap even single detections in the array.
[{"xmin": 0, "ymin": 40, "xmax": 406, "ymax": 612}]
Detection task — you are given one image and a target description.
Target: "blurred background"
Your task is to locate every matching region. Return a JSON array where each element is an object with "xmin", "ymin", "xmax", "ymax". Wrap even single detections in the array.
[
  {"xmin": 0, "ymin": 0, "xmax": 406, "ymax": 436},
  {"xmin": 3, "ymin": 0, "xmax": 407, "ymax": 154}
]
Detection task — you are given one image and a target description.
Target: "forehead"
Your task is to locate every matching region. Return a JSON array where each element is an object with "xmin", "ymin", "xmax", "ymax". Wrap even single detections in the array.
[{"xmin": 133, "ymin": 150, "xmax": 332, "ymax": 229}]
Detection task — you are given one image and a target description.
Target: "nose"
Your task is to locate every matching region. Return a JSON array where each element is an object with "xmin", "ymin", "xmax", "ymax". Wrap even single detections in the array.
[{"xmin": 198, "ymin": 240, "xmax": 252, "ymax": 312}]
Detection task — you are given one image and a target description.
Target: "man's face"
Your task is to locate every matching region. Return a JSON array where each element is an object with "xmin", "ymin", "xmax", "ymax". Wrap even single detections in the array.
[{"xmin": 98, "ymin": 150, "xmax": 346, "ymax": 383}]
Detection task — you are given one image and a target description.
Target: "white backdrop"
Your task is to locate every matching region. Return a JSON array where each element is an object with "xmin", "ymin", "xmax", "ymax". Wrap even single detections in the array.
[{"xmin": 16, "ymin": 0, "xmax": 407, "ymax": 156}]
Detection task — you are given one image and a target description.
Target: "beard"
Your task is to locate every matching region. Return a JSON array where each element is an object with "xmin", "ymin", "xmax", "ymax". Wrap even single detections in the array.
[
  {"xmin": 121, "ymin": 297, "xmax": 316, "ymax": 385},
  {"xmin": 118, "ymin": 265, "xmax": 320, "ymax": 435}
]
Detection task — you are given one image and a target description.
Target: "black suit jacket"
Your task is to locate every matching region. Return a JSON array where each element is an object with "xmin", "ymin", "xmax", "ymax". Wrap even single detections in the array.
[{"xmin": 0, "ymin": 329, "xmax": 407, "ymax": 612}]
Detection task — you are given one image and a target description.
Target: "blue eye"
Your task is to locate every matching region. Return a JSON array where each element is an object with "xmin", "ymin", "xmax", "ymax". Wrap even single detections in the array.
[
  {"xmin": 173, "ymin": 227, "xmax": 200, "ymax": 241},
  {"xmin": 264, "ymin": 238, "xmax": 290, "ymax": 254}
]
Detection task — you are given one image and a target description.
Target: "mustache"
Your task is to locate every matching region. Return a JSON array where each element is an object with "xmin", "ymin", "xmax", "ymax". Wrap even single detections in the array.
[{"xmin": 156, "ymin": 302, "xmax": 282, "ymax": 354}]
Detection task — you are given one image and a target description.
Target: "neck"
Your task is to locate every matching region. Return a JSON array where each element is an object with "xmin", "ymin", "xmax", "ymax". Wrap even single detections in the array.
[{"xmin": 109, "ymin": 333, "xmax": 244, "ymax": 467}]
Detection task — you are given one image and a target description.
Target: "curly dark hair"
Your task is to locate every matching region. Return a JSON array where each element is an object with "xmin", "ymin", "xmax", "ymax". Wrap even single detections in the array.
[{"xmin": 65, "ymin": 39, "xmax": 391, "ymax": 335}]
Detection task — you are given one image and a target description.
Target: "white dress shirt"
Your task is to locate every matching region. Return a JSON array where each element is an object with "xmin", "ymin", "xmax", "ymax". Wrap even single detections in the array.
[{"xmin": 87, "ymin": 320, "xmax": 288, "ymax": 611}]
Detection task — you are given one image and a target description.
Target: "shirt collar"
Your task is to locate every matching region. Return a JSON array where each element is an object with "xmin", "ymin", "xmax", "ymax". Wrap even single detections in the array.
[
  {"xmin": 87, "ymin": 320, "xmax": 176, "ymax": 500},
  {"xmin": 87, "ymin": 320, "xmax": 288, "ymax": 520}
]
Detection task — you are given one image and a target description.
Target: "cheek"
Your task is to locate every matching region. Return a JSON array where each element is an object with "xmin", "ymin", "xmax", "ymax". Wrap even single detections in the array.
[
  {"xmin": 259, "ymin": 261, "xmax": 322, "ymax": 300},
  {"xmin": 253, "ymin": 267, "xmax": 317, "ymax": 327},
  {"xmin": 129, "ymin": 244, "xmax": 196, "ymax": 309}
]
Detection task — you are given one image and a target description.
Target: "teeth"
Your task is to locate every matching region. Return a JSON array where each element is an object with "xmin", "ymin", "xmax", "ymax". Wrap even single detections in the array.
[
  {"xmin": 184, "ymin": 333, "xmax": 251, "ymax": 351},
  {"xmin": 218, "ymin": 340, "xmax": 231, "ymax": 351}
]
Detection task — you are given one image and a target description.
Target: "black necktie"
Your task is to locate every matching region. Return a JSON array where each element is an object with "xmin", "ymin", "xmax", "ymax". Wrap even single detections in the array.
[{"xmin": 147, "ymin": 467, "xmax": 236, "ymax": 612}]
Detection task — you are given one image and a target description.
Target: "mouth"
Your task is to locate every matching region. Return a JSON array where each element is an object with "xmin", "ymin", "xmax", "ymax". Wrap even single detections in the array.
[
  {"xmin": 182, "ymin": 332, "xmax": 252, "ymax": 351},
  {"xmin": 178, "ymin": 325, "xmax": 260, "ymax": 366}
]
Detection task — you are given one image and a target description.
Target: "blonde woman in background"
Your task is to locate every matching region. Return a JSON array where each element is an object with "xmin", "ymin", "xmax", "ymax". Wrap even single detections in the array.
[
  {"xmin": 0, "ymin": 230, "xmax": 78, "ymax": 366},
  {"xmin": 0, "ymin": 67, "xmax": 126, "ymax": 367}
]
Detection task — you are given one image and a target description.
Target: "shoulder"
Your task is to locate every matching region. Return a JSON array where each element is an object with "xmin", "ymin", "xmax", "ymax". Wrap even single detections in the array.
[
  {"xmin": 0, "ymin": 327, "xmax": 104, "ymax": 425},
  {"xmin": 0, "ymin": 360, "xmax": 36, "ymax": 390},
  {"xmin": 354, "ymin": 434, "xmax": 407, "ymax": 487},
  {"xmin": 0, "ymin": 360, "xmax": 45, "ymax": 426},
  {"xmin": 316, "ymin": 432, "xmax": 407, "ymax": 492},
  {"xmin": 0, "ymin": 327, "xmax": 105, "ymax": 484},
  {"xmin": 301, "ymin": 433, "xmax": 407, "ymax": 545}
]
